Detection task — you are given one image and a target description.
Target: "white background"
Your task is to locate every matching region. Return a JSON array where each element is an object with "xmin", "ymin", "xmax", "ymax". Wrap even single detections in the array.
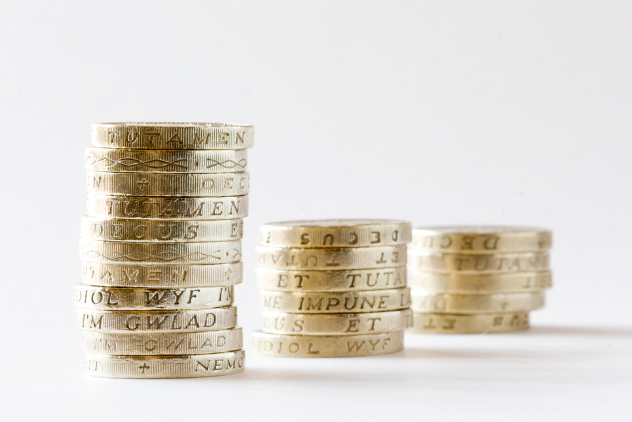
[{"xmin": 0, "ymin": 1, "xmax": 630, "ymax": 421}]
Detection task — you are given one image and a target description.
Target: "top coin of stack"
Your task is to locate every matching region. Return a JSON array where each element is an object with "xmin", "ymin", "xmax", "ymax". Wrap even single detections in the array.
[
  {"xmin": 252, "ymin": 219, "xmax": 413, "ymax": 358},
  {"xmin": 407, "ymin": 226, "xmax": 553, "ymax": 334},
  {"xmin": 76, "ymin": 123, "xmax": 253, "ymax": 378}
]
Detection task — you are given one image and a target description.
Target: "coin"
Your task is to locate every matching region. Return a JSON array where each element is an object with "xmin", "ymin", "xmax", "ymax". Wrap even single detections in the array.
[
  {"xmin": 85, "ymin": 350, "xmax": 245, "ymax": 378},
  {"xmin": 77, "ymin": 307, "xmax": 238, "ymax": 333},
  {"xmin": 255, "ymin": 245, "xmax": 406, "ymax": 270},
  {"xmin": 259, "ymin": 219, "xmax": 412, "ymax": 248},
  {"xmin": 408, "ymin": 270, "xmax": 552, "ymax": 293},
  {"xmin": 410, "ymin": 291, "xmax": 545, "ymax": 313},
  {"xmin": 411, "ymin": 226, "xmax": 552, "ymax": 254},
  {"xmin": 85, "ymin": 148, "xmax": 248, "ymax": 173},
  {"xmin": 251, "ymin": 331, "xmax": 404, "ymax": 358},
  {"xmin": 254, "ymin": 267, "xmax": 407, "ymax": 292},
  {"xmin": 261, "ymin": 309, "xmax": 413, "ymax": 335},
  {"xmin": 87, "ymin": 171, "xmax": 249, "ymax": 197},
  {"xmin": 408, "ymin": 251, "xmax": 549, "ymax": 273},
  {"xmin": 409, "ymin": 312, "xmax": 530, "ymax": 334},
  {"xmin": 79, "ymin": 239, "xmax": 242, "ymax": 264},
  {"xmin": 92, "ymin": 122, "xmax": 254, "ymax": 150},
  {"xmin": 74, "ymin": 284, "xmax": 234, "ymax": 310},
  {"xmin": 82, "ymin": 328, "xmax": 243, "ymax": 355},
  {"xmin": 259, "ymin": 288, "xmax": 411, "ymax": 313},
  {"xmin": 86, "ymin": 195, "xmax": 248, "ymax": 220},
  {"xmin": 81, "ymin": 217, "xmax": 243, "ymax": 242},
  {"xmin": 81, "ymin": 262, "xmax": 243, "ymax": 287}
]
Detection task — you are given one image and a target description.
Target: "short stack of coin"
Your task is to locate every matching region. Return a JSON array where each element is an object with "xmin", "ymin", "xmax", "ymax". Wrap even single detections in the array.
[
  {"xmin": 407, "ymin": 226, "xmax": 553, "ymax": 334},
  {"xmin": 252, "ymin": 220, "xmax": 413, "ymax": 357},
  {"xmin": 75, "ymin": 123, "xmax": 253, "ymax": 378}
]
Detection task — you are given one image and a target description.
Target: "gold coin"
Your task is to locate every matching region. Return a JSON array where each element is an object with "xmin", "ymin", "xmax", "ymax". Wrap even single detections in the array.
[
  {"xmin": 261, "ymin": 309, "xmax": 413, "ymax": 335},
  {"xmin": 77, "ymin": 307, "xmax": 237, "ymax": 333},
  {"xmin": 408, "ymin": 251, "xmax": 549, "ymax": 273},
  {"xmin": 82, "ymin": 328, "xmax": 243, "ymax": 355},
  {"xmin": 259, "ymin": 219, "xmax": 412, "ymax": 248},
  {"xmin": 411, "ymin": 226, "xmax": 552, "ymax": 253},
  {"xmin": 81, "ymin": 217, "xmax": 243, "ymax": 242},
  {"xmin": 259, "ymin": 288, "xmax": 411, "ymax": 313},
  {"xmin": 86, "ymin": 195, "xmax": 248, "ymax": 220},
  {"xmin": 74, "ymin": 284, "xmax": 233, "ymax": 310},
  {"xmin": 252, "ymin": 331, "xmax": 404, "ymax": 358},
  {"xmin": 87, "ymin": 171, "xmax": 249, "ymax": 197},
  {"xmin": 408, "ymin": 270, "xmax": 552, "ymax": 293},
  {"xmin": 254, "ymin": 267, "xmax": 407, "ymax": 291},
  {"xmin": 85, "ymin": 148, "xmax": 248, "ymax": 172},
  {"xmin": 85, "ymin": 350, "xmax": 245, "ymax": 378},
  {"xmin": 409, "ymin": 312, "xmax": 530, "ymax": 334},
  {"xmin": 79, "ymin": 239, "xmax": 242, "ymax": 264},
  {"xmin": 92, "ymin": 122, "xmax": 254, "ymax": 150},
  {"xmin": 411, "ymin": 291, "xmax": 545, "ymax": 313},
  {"xmin": 255, "ymin": 245, "xmax": 406, "ymax": 270},
  {"xmin": 81, "ymin": 262, "xmax": 243, "ymax": 288}
]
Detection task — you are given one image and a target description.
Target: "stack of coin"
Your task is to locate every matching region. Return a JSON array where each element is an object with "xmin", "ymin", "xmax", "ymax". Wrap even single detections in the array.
[
  {"xmin": 75, "ymin": 123, "xmax": 253, "ymax": 378},
  {"xmin": 252, "ymin": 220, "xmax": 413, "ymax": 357},
  {"xmin": 407, "ymin": 226, "xmax": 552, "ymax": 334}
]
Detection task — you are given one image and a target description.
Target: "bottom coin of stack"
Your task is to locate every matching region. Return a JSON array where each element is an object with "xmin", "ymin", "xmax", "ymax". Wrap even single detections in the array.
[
  {"xmin": 407, "ymin": 226, "xmax": 553, "ymax": 334},
  {"xmin": 75, "ymin": 284, "xmax": 244, "ymax": 378},
  {"xmin": 252, "ymin": 219, "xmax": 413, "ymax": 357}
]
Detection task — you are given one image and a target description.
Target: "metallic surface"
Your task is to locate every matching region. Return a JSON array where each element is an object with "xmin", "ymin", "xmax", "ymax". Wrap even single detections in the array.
[
  {"xmin": 78, "ymin": 122, "xmax": 252, "ymax": 379},
  {"xmin": 409, "ymin": 312, "xmax": 530, "ymax": 334},
  {"xmin": 81, "ymin": 262, "xmax": 243, "ymax": 287},
  {"xmin": 254, "ymin": 267, "xmax": 407, "ymax": 291},
  {"xmin": 260, "ymin": 219, "xmax": 412, "ymax": 248},
  {"xmin": 87, "ymin": 171, "xmax": 249, "ymax": 197},
  {"xmin": 85, "ymin": 148, "xmax": 248, "ymax": 173},
  {"xmin": 82, "ymin": 328, "xmax": 243, "ymax": 355},
  {"xmin": 252, "ymin": 331, "xmax": 405, "ymax": 358},
  {"xmin": 84, "ymin": 350, "xmax": 245, "ymax": 378},
  {"xmin": 92, "ymin": 122, "xmax": 254, "ymax": 150},
  {"xmin": 408, "ymin": 270, "xmax": 552, "ymax": 293},
  {"xmin": 74, "ymin": 284, "xmax": 234, "ymax": 310},
  {"xmin": 255, "ymin": 245, "xmax": 406, "ymax": 270},
  {"xmin": 408, "ymin": 251, "xmax": 550, "ymax": 273},
  {"xmin": 411, "ymin": 226, "xmax": 552, "ymax": 254},
  {"xmin": 79, "ymin": 239, "xmax": 242, "ymax": 264},
  {"xmin": 259, "ymin": 288, "xmax": 411, "ymax": 313},
  {"xmin": 261, "ymin": 309, "xmax": 413, "ymax": 335},
  {"xmin": 77, "ymin": 307, "xmax": 238, "ymax": 333},
  {"xmin": 411, "ymin": 291, "xmax": 545, "ymax": 313},
  {"xmin": 86, "ymin": 194, "xmax": 248, "ymax": 220},
  {"xmin": 81, "ymin": 217, "xmax": 243, "ymax": 242}
]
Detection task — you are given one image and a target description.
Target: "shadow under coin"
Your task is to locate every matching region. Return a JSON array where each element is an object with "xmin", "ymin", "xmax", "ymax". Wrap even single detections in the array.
[
  {"xmin": 239, "ymin": 366, "xmax": 392, "ymax": 383},
  {"xmin": 400, "ymin": 347, "xmax": 582, "ymax": 360},
  {"xmin": 525, "ymin": 325, "xmax": 632, "ymax": 337},
  {"xmin": 155, "ymin": 366, "xmax": 374, "ymax": 384}
]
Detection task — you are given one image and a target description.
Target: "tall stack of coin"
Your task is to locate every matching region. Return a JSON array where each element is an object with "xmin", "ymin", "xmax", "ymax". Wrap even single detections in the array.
[
  {"xmin": 407, "ymin": 227, "xmax": 552, "ymax": 334},
  {"xmin": 75, "ymin": 123, "xmax": 253, "ymax": 378},
  {"xmin": 252, "ymin": 220, "xmax": 413, "ymax": 357}
]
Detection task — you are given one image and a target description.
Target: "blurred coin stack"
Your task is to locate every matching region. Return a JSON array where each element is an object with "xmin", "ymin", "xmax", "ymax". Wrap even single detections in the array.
[
  {"xmin": 407, "ymin": 227, "xmax": 552, "ymax": 334},
  {"xmin": 252, "ymin": 220, "xmax": 413, "ymax": 357},
  {"xmin": 75, "ymin": 123, "xmax": 253, "ymax": 378}
]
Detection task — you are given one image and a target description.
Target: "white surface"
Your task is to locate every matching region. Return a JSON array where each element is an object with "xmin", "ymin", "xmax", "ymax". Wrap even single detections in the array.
[{"xmin": 0, "ymin": 1, "xmax": 630, "ymax": 420}]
